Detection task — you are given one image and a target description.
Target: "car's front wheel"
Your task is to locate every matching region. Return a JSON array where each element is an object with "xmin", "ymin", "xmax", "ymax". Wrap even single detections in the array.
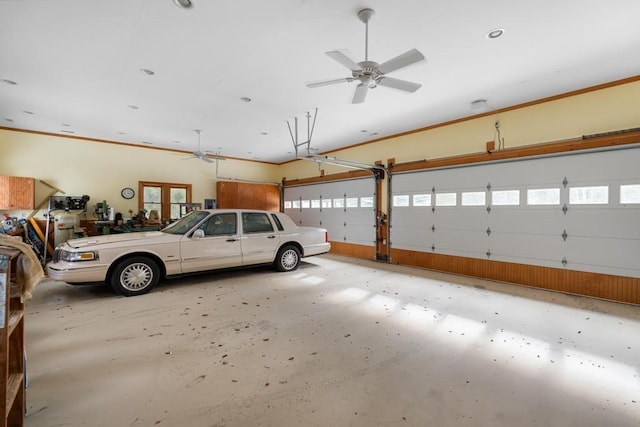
[
  {"xmin": 275, "ymin": 245, "xmax": 301, "ymax": 272},
  {"xmin": 110, "ymin": 256, "xmax": 160, "ymax": 296}
]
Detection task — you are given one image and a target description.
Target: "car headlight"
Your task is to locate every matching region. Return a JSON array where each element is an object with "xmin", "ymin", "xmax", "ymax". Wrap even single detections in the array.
[{"xmin": 60, "ymin": 250, "xmax": 99, "ymax": 262}]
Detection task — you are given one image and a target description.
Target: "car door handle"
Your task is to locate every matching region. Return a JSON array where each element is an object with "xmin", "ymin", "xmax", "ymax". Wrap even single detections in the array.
[
  {"xmin": 226, "ymin": 238, "xmax": 238, "ymax": 242},
  {"xmin": 267, "ymin": 235, "xmax": 276, "ymax": 239}
]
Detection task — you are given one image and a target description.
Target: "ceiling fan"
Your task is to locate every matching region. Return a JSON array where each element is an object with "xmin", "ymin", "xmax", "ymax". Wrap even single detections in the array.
[
  {"xmin": 306, "ymin": 8, "xmax": 425, "ymax": 104},
  {"xmin": 183, "ymin": 129, "xmax": 224, "ymax": 163}
]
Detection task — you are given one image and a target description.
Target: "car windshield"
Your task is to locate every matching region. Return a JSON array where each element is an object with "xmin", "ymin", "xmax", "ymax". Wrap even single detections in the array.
[{"xmin": 162, "ymin": 211, "xmax": 210, "ymax": 235}]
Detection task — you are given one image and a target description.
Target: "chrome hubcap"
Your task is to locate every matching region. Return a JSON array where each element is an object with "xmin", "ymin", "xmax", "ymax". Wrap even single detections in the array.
[
  {"xmin": 282, "ymin": 250, "xmax": 298, "ymax": 270},
  {"xmin": 121, "ymin": 263, "xmax": 153, "ymax": 291}
]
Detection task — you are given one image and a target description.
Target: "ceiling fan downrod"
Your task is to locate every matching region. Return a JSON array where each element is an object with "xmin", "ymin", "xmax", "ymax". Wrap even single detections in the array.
[{"xmin": 358, "ymin": 8, "xmax": 375, "ymax": 62}]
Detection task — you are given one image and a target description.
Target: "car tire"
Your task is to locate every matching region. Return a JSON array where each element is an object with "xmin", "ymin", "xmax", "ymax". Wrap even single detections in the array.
[
  {"xmin": 110, "ymin": 256, "xmax": 160, "ymax": 296},
  {"xmin": 275, "ymin": 245, "xmax": 301, "ymax": 272}
]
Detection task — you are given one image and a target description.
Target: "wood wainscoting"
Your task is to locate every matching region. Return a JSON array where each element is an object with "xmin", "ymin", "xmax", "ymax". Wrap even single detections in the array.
[
  {"xmin": 329, "ymin": 242, "xmax": 376, "ymax": 260},
  {"xmin": 390, "ymin": 248, "xmax": 640, "ymax": 305}
]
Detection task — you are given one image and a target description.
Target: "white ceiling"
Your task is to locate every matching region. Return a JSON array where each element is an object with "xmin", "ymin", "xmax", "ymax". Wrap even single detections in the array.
[{"xmin": 1, "ymin": 0, "xmax": 639, "ymax": 163}]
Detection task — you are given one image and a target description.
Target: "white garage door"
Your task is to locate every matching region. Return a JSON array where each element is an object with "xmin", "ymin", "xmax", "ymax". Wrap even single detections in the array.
[
  {"xmin": 284, "ymin": 178, "xmax": 376, "ymax": 247},
  {"xmin": 390, "ymin": 146, "xmax": 640, "ymax": 278}
]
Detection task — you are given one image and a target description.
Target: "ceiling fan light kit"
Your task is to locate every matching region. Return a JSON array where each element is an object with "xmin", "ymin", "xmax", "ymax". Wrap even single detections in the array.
[{"xmin": 306, "ymin": 8, "xmax": 425, "ymax": 104}]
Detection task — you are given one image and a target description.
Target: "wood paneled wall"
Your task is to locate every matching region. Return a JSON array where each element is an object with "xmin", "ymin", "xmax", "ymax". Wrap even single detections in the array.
[
  {"xmin": 390, "ymin": 248, "xmax": 639, "ymax": 305},
  {"xmin": 330, "ymin": 242, "xmax": 377, "ymax": 260},
  {"xmin": 216, "ymin": 181, "xmax": 280, "ymax": 211}
]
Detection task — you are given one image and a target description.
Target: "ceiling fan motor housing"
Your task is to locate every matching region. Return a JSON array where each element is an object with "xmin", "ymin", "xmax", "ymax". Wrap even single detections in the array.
[{"xmin": 354, "ymin": 61, "xmax": 381, "ymax": 87}]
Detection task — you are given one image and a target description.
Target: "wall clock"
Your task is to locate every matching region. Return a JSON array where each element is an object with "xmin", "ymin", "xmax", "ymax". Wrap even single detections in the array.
[{"xmin": 121, "ymin": 187, "xmax": 135, "ymax": 199}]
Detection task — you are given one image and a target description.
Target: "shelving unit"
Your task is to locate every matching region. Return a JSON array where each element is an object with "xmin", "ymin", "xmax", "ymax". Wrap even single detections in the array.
[{"xmin": 0, "ymin": 248, "xmax": 25, "ymax": 427}]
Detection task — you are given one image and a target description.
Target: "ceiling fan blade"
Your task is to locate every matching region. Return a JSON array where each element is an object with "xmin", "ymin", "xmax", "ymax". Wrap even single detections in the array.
[
  {"xmin": 306, "ymin": 77, "xmax": 353, "ymax": 88},
  {"xmin": 193, "ymin": 151, "xmax": 214, "ymax": 163},
  {"xmin": 378, "ymin": 48, "xmax": 425, "ymax": 74},
  {"xmin": 352, "ymin": 83, "xmax": 368, "ymax": 104},
  {"xmin": 326, "ymin": 50, "xmax": 362, "ymax": 72},
  {"xmin": 377, "ymin": 76, "xmax": 422, "ymax": 92}
]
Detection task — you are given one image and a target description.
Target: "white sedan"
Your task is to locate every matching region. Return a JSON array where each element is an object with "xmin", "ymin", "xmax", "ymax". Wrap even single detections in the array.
[{"xmin": 47, "ymin": 209, "xmax": 330, "ymax": 296}]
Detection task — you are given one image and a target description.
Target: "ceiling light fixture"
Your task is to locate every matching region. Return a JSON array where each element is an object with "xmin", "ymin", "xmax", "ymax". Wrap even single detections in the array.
[
  {"xmin": 173, "ymin": 0, "xmax": 193, "ymax": 9},
  {"xmin": 240, "ymin": 97, "xmax": 252, "ymax": 103},
  {"xmin": 140, "ymin": 68, "xmax": 155, "ymax": 76},
  {"xmin": 128, "ymin": 105, "xmax": 139, "ymax": 110},
  {"xmin": 1, "ymin": 79, "xmax": 17, "ymax": 85},
  {"xmin": 23, "ymin": 110, "xmax": 34, "ymax": 115},
  {"xmin": 487, "ymin": 28, "xmax": 504, "ymax": 39}
]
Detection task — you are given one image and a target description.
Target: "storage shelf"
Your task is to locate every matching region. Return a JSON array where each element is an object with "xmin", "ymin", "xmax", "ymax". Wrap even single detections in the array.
[
  {"xmin": 1, "ymin": 248, "xmax": 25, "ymax": 427},
  {"xmin": 5, "ymin": 373, "xmax": 24, "ymax": 410},
  {"xmin": 7, "ymin": 311, "xmax": 23, "ymax": 336}
]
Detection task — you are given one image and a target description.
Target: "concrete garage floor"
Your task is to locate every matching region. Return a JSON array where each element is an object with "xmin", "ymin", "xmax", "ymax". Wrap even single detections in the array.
[{"xmin": 24, "ymin": 254, "xmax": 640, "ymax": 427}]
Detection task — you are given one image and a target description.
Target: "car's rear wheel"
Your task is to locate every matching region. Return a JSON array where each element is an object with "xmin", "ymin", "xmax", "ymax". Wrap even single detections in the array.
[
  {"xmin": 275, "ymin": 245, "xmax": 301, "ymax": 272},
  {"xmin": 110, "ymin": 256, "xmax": 160, "ymax": 296}
]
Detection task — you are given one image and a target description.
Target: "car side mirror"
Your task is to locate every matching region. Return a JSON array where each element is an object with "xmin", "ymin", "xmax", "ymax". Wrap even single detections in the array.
[{"xmin": 192, "ymin": 229, "xmax": 205, "ymax": 239}]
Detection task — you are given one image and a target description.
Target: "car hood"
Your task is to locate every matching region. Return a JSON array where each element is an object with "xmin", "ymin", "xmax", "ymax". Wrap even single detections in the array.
[{"xmin": 65, "ymin": 231, "xmax": 172, "ymax": 249}]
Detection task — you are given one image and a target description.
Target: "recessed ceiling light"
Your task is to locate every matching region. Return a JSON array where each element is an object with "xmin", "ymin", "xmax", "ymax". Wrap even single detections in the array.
[
  {"xmin": 240, "ymin": 97, "xmax": 252, "ymax": 103},
  {"xmin": 61, "ymin": 130, "xmax": 75, "ymax": 134},
  {"xmin": 23, "ymin": 110, "xmax": 34, "ymax": 115},
  {"xmin": 128, "ymin": 105, "xmax": 139, "ymax": 110},
  {"xmin": 140, "ymin": 68, "xmax": 155, "ymax": 76},
  {"xmin": 369, "ymin": 132, "xmax": 378, "ymax": 136},
  {"xmin": 172, "ymin": 140, "xmax": 180, "ymax": 144},
  {"xmin": 62, "ymin": 123, "xmax": 71, "ymax": 127},
  {"xmin": 173, "ymin": 0, "xmax": 193, "ymax": 9},
  {"xmin": 5, "ymin": 118, "xmax": 14, "ymax": 123},
  {"xmin": 487, "ymin": 28, "xmax": 504, "ymax": 39},
  {"xmin": 142, "ymin": 141, "xmax": 153, "ymax": 145},
  {"xmin": 360, "ymin": 129, "xmax": 367, "ymax": 133},
  {"xmin": 118, "ymin": 131, "xmax": 126, "ymax": 135},
  {"xmin": 261, "ymin": 132, "xmax": 268, "ymax": 135},
  {"xmin": 470, "ymin": 98, "xmax": 489, "ymax": 113},
  {"xmin": 1, "ymin": 79, "xmax": 17, "ymax": 85}
]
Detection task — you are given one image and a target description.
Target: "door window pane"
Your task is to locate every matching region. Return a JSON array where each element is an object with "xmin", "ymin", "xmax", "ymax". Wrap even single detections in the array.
[
  {"xmin": 334, "ymin": 198, "xmax": 344, "ymax": 208},
  {"xmin": 461, "ymin": 192, "xmax": 485, "ymax": 206},
  {"xmin": 569, "ymin": 186, "xmax": 608, "ymax": 204},
  {"xmin": 492, "ymin": 190, "xmax": 520, "ymax": 206},
  {"xmin": 393, "ymin": 195, "xmax": 409, "ymax": 207},
  {"xmin": 242, "ymin": 212, "xmax": 274, "ymax": 233},
  {"xmin": 435, "ymin": 193, "xmax": 457, "ymax": 206},
  {"xmin": 321, "ymin": 199, "xmax": 332, "ymax": 208},
  {"xmin": 413, "ymin": 194, "xmax": 431, "ymax": 207},
  {"xmin": 170, "ymin": 188, "xmax": 187, "ymax": 220},
  {"xmin": 360, "ymin": 197, "xmax": 374, "ymax": 208},
  {"xmin": 620, "ymin": 184, "xmax": 640, "ymax": 204},
  {"xmin": 346, "ymin": 197, "xmax": 359, "ymax": 208},
  {"xmin": 527, "ymin": 188, "xmax": 560, "ymax": 205}
]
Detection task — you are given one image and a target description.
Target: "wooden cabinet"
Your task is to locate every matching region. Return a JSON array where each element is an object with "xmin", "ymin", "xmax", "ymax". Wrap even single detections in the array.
[
  {"xmin": 0, "ymin": 177, "xmax": 35, "ymax": 210},
  {"xmin": 0, "ymin": 249, "xmax": 25, "ymax": 427}
]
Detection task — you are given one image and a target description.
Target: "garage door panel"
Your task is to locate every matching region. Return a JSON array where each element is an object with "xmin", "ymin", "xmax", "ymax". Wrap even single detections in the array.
[
  {"xmin": 285, "ymin": 178, "xmax": 376, "ymax": 247},
  {"xmin": 431, "ymin": 229, "xmax": 488, "ymax": 256},
  {"xmin": 391, "ymin": 227, "xmax": 431, "ymax": 251},
  {"xmin": 565, "ymin": 237, "xmax": 640, "ymax": 273},
  {"xmin": 563, "ymin": 209, "xmax": 640, "ymax": 239},
  {"xmin": 489, "ymin": 234, "xmax": 565, "ymax": 262}
]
